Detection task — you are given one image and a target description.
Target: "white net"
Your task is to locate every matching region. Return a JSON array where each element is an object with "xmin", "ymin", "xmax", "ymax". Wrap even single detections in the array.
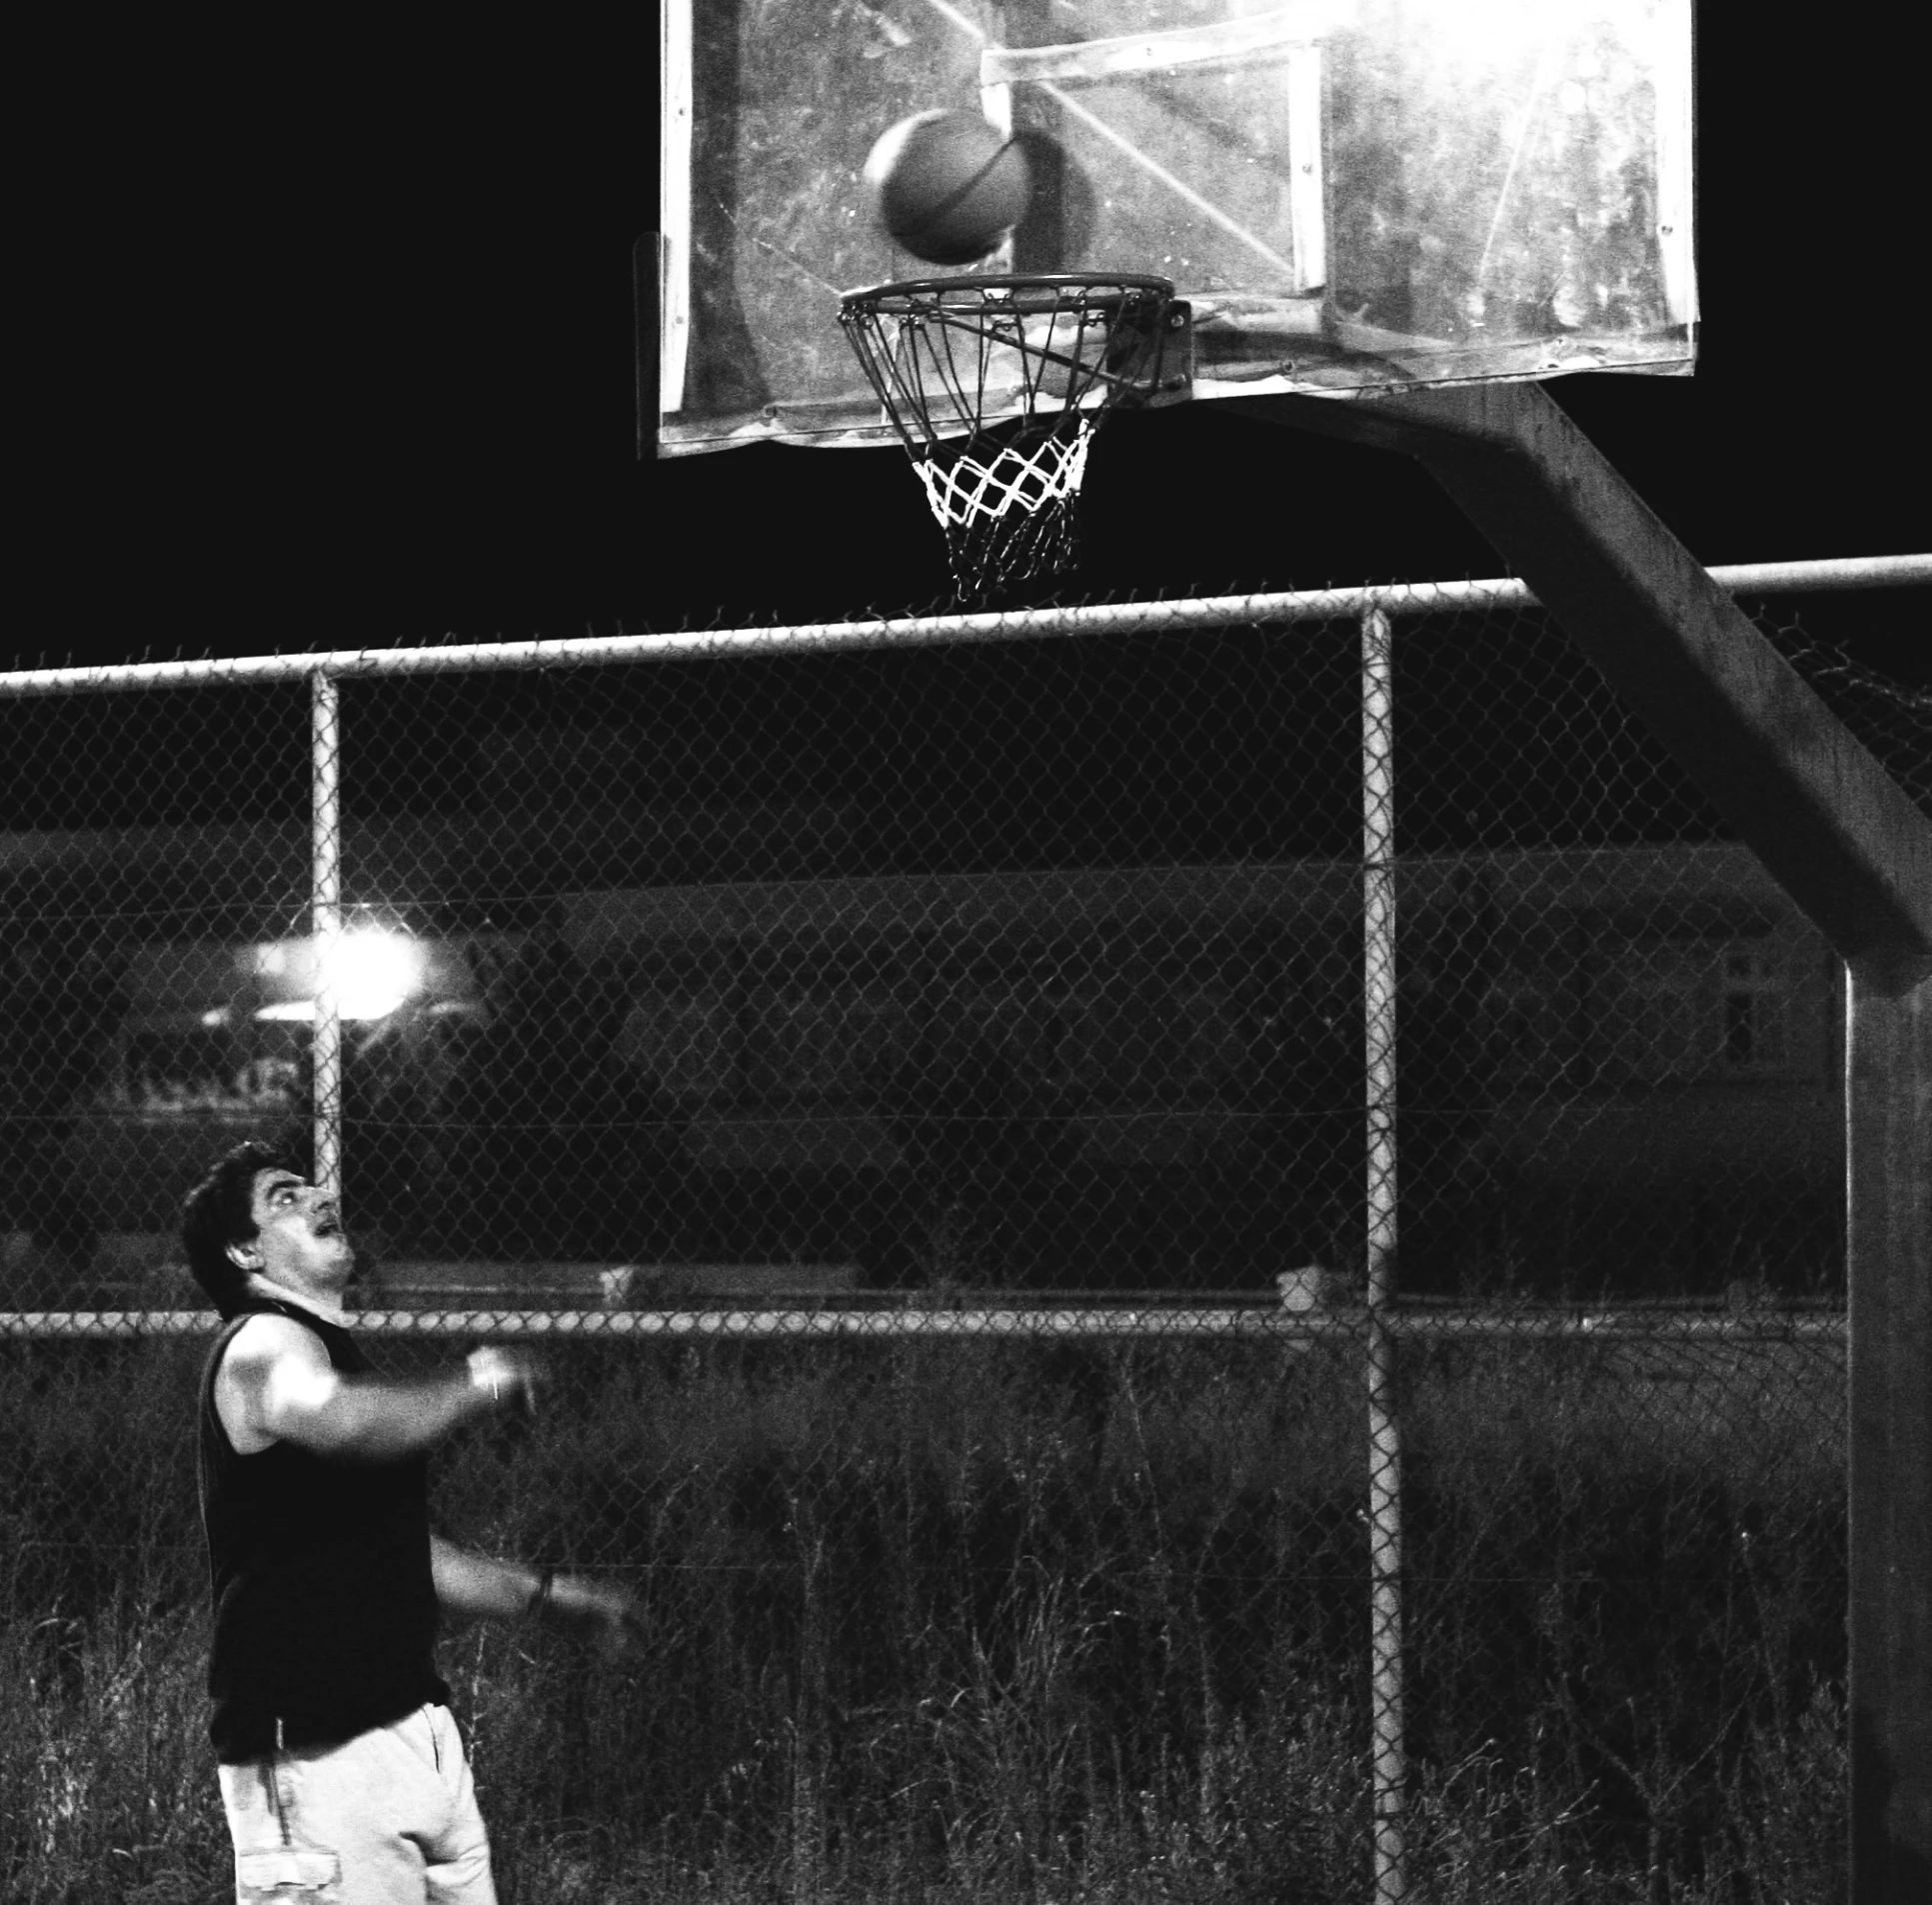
[
  {"xmin": 912, "ymin": 417, "xmax": 1092, "ymax": 530},
  {"xmin": 911, "ymin": 418, "xmax": 1092, "ymax": 601}
]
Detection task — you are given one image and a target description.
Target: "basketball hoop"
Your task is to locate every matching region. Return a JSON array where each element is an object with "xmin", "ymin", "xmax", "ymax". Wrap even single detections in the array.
[{"xmin": 838, "ymin": 274, "xmax": 1186, "ymax": 606}]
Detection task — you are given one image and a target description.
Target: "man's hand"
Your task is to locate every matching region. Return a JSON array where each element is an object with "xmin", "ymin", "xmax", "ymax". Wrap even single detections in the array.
[
  {"xmin": 543, "ymin": 1573, "xmax": 645, "ymax": 1660},
  {"xmin": 466, "ymin": 1346, "xmax": 542, "ymax": 1415}
]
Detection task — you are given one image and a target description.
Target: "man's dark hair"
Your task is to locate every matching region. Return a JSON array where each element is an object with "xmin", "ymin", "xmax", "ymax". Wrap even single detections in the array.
[{"xmin": 182, "ymin": 1140, "xmax": 298, "ymax": 1316}]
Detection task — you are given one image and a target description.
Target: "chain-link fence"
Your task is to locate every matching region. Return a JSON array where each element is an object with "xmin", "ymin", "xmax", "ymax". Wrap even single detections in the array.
[{"xmin": 4, "ymin": 563, "xmax": 1923, "ymax": 1901}]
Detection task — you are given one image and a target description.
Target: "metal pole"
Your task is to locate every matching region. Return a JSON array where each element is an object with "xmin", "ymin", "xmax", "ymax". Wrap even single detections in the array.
[
  {"xmin": 0, "ymin": 1308, "xmax": 1856, "ymax": 1343},
  {"xmin": 311, "ymin": 671, "xmax": 343, "ymax": 1201},
  {"xmin": 1846, "ymin": 955, "xmax": 1932, "ymax": 1901},
  {"xmin": 5, "ymin": 557, "xmax": 1924, "ymax": 700},
  {"xmin": 1361, "ymin": 606, "xmax": 1406, "ymax": 1902}
]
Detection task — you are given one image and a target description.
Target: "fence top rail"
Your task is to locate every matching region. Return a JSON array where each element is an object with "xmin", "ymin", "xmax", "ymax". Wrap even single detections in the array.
[
  {"xmin": 0, "ymin": 1307, "xmax": 1851, "ymax": 1342},
  {"xmin": 4, "ymin": 556, "xmax": 1925, "ymax": 697}
]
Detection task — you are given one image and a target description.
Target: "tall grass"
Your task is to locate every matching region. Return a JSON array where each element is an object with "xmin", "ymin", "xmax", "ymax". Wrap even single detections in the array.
[{"xmin": 1, "ymin": 1326, "xmax": 1844, "ymax": 1902}]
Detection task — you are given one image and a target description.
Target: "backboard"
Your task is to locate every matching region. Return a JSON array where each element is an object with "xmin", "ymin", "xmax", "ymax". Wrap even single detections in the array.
[{"xmin": 658, "ymin": 1, "xmax": 1695, "ymax": 456}]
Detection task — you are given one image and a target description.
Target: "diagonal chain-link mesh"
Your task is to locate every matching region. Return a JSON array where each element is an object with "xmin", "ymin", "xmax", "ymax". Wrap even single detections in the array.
[
  {"xmin": 1766, "ymin": 620, "xmax": 1931, "ymax": 816},
  {"xmin": 3, "ymin": 570, "xmax": 1920, "ymax": 1901}
]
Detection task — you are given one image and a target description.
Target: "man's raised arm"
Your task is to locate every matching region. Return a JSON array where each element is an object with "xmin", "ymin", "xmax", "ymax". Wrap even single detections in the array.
[{"xmin": 223, "ymin": 1317, "xmax": 535, "ymax": 1461}]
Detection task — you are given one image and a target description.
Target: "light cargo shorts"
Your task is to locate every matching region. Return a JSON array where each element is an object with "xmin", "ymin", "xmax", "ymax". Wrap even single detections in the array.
[{"xmin": 218, "ymin": 1704, "xmax": 495, "ymax": 1904}]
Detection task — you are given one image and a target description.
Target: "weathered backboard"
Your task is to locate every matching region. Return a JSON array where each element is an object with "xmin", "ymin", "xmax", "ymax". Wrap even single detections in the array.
[{"xmin": 659, "ymin": 1, "xmax": 1694, "ymax": 455}]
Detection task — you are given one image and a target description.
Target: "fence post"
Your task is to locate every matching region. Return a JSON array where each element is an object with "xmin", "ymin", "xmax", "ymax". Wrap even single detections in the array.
[
  {"xmin": 1847, "ymin": 955, "xmax": 1932, "ymax": 1900},
  {"xmin": 1361, "ymin": 605, "xmax": 1406, "ymax": 1902},
  {"xmin": 311, "ymin": 669, "xmax": 343, "ymax": 1200}
]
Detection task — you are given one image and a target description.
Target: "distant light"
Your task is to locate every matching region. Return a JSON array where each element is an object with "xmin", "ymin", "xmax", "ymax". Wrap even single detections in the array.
[
  {"xmin": 249, "ymin": 929, "xmax": 426, "ymax": 1023},
  {"xmin": 200, "ymin": 1006, "xmax": 231, "ymax": 1028},
  {"xmin": 253, "ymin": 993, "xmax": 409, "ymax": 1026},
  {"xmin": 321, "ymin": 929, "xmax": 424, "ymax": 1020}
]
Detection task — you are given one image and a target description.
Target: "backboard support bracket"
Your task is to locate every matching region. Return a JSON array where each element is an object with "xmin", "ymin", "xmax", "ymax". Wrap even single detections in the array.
[{"xmin": 1230, "ymin": 382, "xmax": 1932, "ymax": 967}]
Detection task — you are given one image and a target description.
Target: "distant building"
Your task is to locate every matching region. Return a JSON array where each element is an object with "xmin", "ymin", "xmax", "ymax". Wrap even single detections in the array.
[{"xmin": 7, "ymin": 825, "xmax": 1842, "ymax": 1288}]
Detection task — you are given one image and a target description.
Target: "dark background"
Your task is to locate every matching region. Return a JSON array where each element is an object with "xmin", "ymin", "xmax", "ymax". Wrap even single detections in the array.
[{"xmin": 13, "ymin": 9, "xmax": 1927, "ymax": 678}]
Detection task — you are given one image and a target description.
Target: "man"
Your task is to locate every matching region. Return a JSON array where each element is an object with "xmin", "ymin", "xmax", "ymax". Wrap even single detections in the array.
[{"xmin": 183, "ymin": 1138, "xmax": 636, "ymax": 1902}]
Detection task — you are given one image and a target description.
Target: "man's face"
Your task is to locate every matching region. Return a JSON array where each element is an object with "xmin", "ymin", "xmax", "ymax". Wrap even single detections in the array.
[{"xmin": 231, "ymin": 1168, "xmax": 353, "ymax": 1293}]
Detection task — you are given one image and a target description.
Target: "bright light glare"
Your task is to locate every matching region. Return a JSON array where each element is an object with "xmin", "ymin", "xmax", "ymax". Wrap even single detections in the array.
[{"xmin": 317, "ymin": 929, "xmax": 424, "ymax": 1020}]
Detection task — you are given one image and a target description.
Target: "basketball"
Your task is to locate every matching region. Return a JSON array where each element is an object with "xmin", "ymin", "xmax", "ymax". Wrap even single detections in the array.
[{"xmin": 864, "ymin": 111, "xmax": 1031, "ymax": 266}]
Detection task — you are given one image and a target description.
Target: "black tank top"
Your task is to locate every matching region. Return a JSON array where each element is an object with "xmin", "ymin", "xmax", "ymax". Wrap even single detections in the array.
[{"xmin": 198, "ymin": 1296, "xmax": 450, "ymax": 1760}]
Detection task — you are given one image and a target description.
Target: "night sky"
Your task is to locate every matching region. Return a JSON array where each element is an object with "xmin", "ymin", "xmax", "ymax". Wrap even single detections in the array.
[{"xmin": 15, "ymin": 11, "xmax": 1927, "ymax": 678}]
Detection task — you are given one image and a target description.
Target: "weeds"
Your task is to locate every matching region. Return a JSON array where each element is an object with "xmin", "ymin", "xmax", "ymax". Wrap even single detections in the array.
[{"xmin": 1, "ymin": 1330, "xmax": 1844, "ymax": 1902}]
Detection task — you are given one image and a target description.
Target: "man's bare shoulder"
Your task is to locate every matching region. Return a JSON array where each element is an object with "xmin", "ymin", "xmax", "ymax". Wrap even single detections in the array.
[
  {"xmin": 222, "ymin": 1309, "xmax": 332, "ymax": 1377},
  {"xmin": 215, "ymin": 1312, "xmax": 342, "ymax": 1451}
]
